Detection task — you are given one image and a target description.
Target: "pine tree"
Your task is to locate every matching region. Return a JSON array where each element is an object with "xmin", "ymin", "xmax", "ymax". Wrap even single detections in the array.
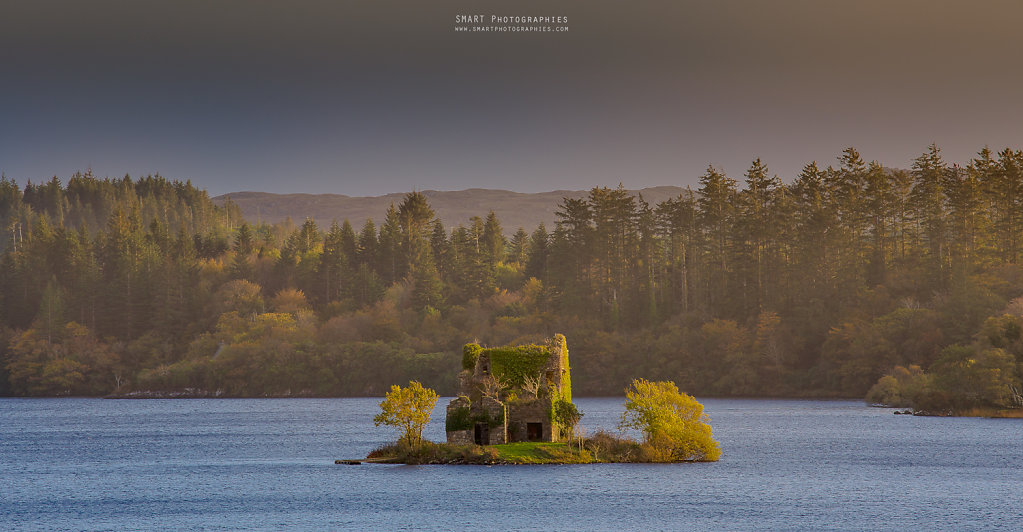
[
  {"xmin": 863, "ymin": 161, "xmax": 895, "ymax": 284},
  {"xmin": 696, "ymin": 166, "xmax": 737, "ymax": 315},
  {"xmin": 466, "ymin": 217, "xmax": 495, "ymax": 298},
  {"xmin": 397, "ymin": 191, "xmax": 436, "ymax": 278},
  {"xmin": 430, "ymin": 220, "xmax": 453, "ymax": 280},
  {"xmin": 319, "ymin": 221, "xmax": 348, "ymax": 303},
  {"xmin": 230, "ymin": 222, "xmax": 255, "ymax": 279},
  {"xmin": 481, "ymin": 211, "xmax": 505, "ymax": 268},
  {"xmin": 524, "ymin": 223, "xmax": 550, "ymax": 283},
  {"xmin": 788, "ymin": 161, "xmax": 838, "ymax": 327},
  {"xmin": 944, "ymin": 163, "xmax": 983, "ymax": 276},
  {"xmin": 340, "ymin": 220, "xmax": 358, "ymax": 265},
  {"xmin": 910, "ymin": 144, "xmax": 950, "ymax": 285},
  {"xmin": 507, "ymin": 227, "xmax": 530, "ymax": 266},
  {"xmin": 553, "ymin": 197, "xmax": 594, "ymax": 311},
  {"xmin": 890, "ymin": 168, "xmax": 914, "ymax": 263},
  {"xmin": 832, "ymin": 148, "xmax": 869, "ymax": 297},
  {"xmin": 989, "ymin": 148, "xmax": 1023, "ymax": 262},
  {"xmin": 655, "ymin": 190, "xmax": 696, "ymax": 315},
  {"xmin": 378, "ymin": 205, "xmax": 403, "ymax": 284},
  {"xmin": 634, "ymin": 194, "xmax": 659, "ymax": 325},
  {"xmin": 735, "ymin": 159, "xmax": 782, "ymax": 316},
  {"xmin": 410, "ymin": 252, "xmax": 444, "ymax": 312},
  {"xmin": 357, "ymin": 219, "xmax": 378, "ymax": 267}
]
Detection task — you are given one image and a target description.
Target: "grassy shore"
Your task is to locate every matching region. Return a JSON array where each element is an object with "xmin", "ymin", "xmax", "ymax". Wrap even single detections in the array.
[
  {"xmin": 365, "ymin": 441, "xmax": 599, "ymax": 465},
  {"xmin": 362, "ymin": 430, "xmax": 717, "ymax": 465},
  {"xmin": 492, "ymin": 442, "xmax": 594, "ymax": 464}
]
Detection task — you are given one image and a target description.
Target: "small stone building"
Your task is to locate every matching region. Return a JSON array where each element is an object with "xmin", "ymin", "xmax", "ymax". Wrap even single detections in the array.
[{"xmin": 445, "ymin": 334, "xmax": 578, "ymax": 445}]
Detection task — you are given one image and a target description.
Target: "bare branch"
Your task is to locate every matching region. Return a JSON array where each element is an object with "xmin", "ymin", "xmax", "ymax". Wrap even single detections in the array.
[
  {"xmin": 521, "ymin": 373, "xmax": 544, "ymax": 398},
  {"xmin": 478, "ymin": 374, "xmax": 510, "ymax": 401}
]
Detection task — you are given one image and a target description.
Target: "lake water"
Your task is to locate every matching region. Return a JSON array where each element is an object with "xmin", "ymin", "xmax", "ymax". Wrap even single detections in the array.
[{"xmin": 1, "ymin": 397, "xmax": 1021, "ymax": 530}]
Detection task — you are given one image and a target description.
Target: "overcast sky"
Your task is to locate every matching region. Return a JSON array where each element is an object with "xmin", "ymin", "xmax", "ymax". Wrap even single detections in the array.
[{"xmin": 2, "ymin": 0, "xmax": 1022, "ymax": 196}]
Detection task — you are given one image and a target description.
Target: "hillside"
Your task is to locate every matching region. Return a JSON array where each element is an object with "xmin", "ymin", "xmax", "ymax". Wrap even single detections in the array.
[
  {"xmin": 5, "ymin": 147, "xmax": 1023, "ymax": 406},
  {"xmin": 213, "ymin": 186, "xmax": 686, "ymax": 232}
]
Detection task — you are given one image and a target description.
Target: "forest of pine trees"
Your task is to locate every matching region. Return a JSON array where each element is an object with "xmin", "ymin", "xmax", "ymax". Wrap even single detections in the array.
[{"xmin": 2, "ymin": 146, "xmax": 1023, "ymax": 411}]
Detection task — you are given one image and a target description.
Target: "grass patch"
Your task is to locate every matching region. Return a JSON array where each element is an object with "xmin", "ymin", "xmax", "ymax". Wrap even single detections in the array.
[
  {"xmin": 493, "ymin": 442, "xmax": 593, "ymax": 464},
  {"xmin": 361, "ymin": 429, "xmax": 715, "ymax": 464}
]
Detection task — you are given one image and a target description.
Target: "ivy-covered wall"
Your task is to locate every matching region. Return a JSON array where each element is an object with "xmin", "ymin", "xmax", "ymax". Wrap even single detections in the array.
[
  {"xmin": 450, "ymin": 334, "xmax": 577, "ymax": 443},
  {"xmin": 462, "ymin": 343, "xmax": 482, "ymax": 371},
  {"xmin": 485, "ymin": 345, "xmax": 550, "ymax": 387},
  {"xmin": 466, "ymin": 333, "xmax": 571, "ymax": 393},
  {"xmin": 552, "ymin": 333, "xmax": 571, "ymax": 402}
]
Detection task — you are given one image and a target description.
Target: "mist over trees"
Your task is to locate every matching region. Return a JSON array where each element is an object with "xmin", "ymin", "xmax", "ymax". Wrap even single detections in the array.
[{"xmin": 2, "ymin": 145, "xmax": 1023, "ymax": 405}]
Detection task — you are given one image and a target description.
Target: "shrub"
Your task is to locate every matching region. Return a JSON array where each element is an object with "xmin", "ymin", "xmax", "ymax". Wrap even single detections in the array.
[
  {"xmin": 553, "ymin": 398, "xmax": 583, "ymax": 432},
  {"xmin": 583, "ymin": 430, "xmax": 641, "ymax": 462},
  {"xmin": 866, "ymin": 375, "xmax": 902, "ymax": 406},
  {"xmin": 865, "ymin": 365, "xmax": 927, "ymax": 407},
  {"xmin": 619, "ymin": 378, "xmax": 721, "ymax": 462}
]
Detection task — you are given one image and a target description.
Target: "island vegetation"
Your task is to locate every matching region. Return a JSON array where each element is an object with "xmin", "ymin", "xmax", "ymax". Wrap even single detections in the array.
[
  {"xmin": 1, "ymin": 145, "xmax": 1023, "ymax": 416},
  {"xmin": 362, "ymin": 378, "xmax": 719, "ymax": 465},
  {"xmin": 373, "ymin": 380, "xmax": 439, "ymax": 449}
]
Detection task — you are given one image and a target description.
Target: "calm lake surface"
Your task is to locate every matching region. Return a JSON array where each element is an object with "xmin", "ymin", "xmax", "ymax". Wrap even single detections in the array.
[{"xmin": 2, "ymin": 397, "xmax": 1021, "ymax": 531}]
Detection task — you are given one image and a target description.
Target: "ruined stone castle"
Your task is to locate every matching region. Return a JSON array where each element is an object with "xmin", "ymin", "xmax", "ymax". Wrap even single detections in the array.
[{"xmin": 445, "ymin": 334, "xmax": 578, "ymax": 445}]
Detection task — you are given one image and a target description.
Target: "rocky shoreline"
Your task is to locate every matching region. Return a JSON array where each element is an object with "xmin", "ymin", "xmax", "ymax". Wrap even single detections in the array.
[{"xmin": 883, "ymin": 405, "xmax": 1023, "ymax": 418}]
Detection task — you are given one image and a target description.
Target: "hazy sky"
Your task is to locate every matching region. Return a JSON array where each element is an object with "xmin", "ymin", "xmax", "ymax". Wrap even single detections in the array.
[{"xmin": 2, "ymin": 0, "xmax": 1022, "ymax": 196}]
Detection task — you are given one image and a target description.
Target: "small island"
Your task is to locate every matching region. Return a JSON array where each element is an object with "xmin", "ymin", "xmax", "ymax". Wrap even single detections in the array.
[{"xmin": 350, "ymin": 335, "xmax": 720, "ymax": 465}]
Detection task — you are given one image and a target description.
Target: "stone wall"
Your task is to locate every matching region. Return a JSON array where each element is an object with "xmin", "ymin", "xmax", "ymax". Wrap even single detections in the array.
[
  {"xmin": 479, "ymin": 397, "xmax": 507, "ymax": 445},
  {"xmin": 507, "ymin": 399, "xmax": 552, "ymax": 442},
  {"xmin": 447, "ymin": 429, "xmax": 472, "ymax": 444},
  {"xmin": 445, "ymin": 396, "xmax": 471, "ymax": 443}
]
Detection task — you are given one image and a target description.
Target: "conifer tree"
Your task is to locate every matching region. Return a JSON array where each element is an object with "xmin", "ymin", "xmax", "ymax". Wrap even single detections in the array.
[
  {"xmin": 357, "ymin": 219, "xmax": 378, "ymax": 267},
  {"xmin": 430, "ymin": 220, "xmax": 453, "ymax": 280},
  {"xmin": 655, "ymin": 190, "xmax": 696, "ymax": 315},
  {"xmin": 524, "ymin": 223, "xmax": 550, "ymax": 282},
  {"xmin": 735, "ymin": 159, "xmax": 781, "ymax": 316},
  {"xmin": 507, "ymin": 227, "xmax": 530, "ymax": 266},
  {"xmin": 910, "ymin": 144, "xmax": 950, "ymax": 285},
  {"xmin": 696, "ymin": 166, "xmax": 737, "ymax": 315},
  {"xmin": 319, "ymin": 221, "xmax": 348, "ymax": 303},
  {"xmin": 230, "ymin": 222, "xmax": 255, "ymax": 279},
  {"xmin": 863, "ymin": 160, "xmax": 895, "ymax": 284},
  {"xmin": 378, "ymin": 205, "xmax": 403, "ymax": 284},
  {"xmin": 481, "ymin": 211, "xmax": 505, "ymax": 268}
]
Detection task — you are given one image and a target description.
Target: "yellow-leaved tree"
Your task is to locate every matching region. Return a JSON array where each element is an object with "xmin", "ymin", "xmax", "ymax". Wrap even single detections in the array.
[
  {"xmin": 374, "ymin": 381, "xmax": 439, "ymax": 448},
  {"xmin": 619, "ymin": 378, "xmax": 721, "ymax": 462}
]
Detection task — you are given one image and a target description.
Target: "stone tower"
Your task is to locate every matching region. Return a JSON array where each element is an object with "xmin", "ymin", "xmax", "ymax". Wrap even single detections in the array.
[{"xmin": 445, "ymin": 334, "xmax": 576, "ymax": 445}]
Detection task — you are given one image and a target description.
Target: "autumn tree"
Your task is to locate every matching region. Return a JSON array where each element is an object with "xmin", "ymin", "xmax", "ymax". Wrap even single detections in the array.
[
  {"xmin": 619, "ymin": 378, "xmax": 720, "ymax": 461},
  {"xmin": 373, "ymin": 380, "xmax": 439, "ymax": 448}
]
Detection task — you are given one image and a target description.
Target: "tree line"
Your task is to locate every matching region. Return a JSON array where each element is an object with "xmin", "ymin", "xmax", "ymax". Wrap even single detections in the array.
[{"xmin": 1, "ymin": 145, "xmax": 1022, "ymax": 408}]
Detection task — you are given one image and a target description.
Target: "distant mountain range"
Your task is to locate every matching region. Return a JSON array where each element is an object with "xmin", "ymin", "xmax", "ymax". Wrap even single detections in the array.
[{"xmin": 213, "ymin": 187, "xmax": 686, "ymax": 233}]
